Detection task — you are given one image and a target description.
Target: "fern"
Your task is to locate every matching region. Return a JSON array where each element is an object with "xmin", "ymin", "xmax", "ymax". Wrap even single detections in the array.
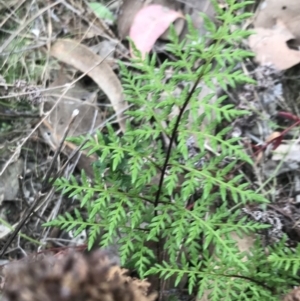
[
  {"xmin": 44, "ymin": 1, "xmax": 299, "ymax": 300},
  {"xmin": 268, "ymin": 239, "xmax": 300, "ymax": 277}
]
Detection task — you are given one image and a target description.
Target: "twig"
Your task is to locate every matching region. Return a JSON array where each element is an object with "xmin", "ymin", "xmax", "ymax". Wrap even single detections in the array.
[
  {"xmin": 154, "ymin": 70, "xmax": 204, "ymax": 209},
  {"xmin": 0, "ymin": 110, "xmax": 79, "ymax": 257},
  {"xmin": 0, "ymin": 0, "xmax": 62, "ymax": 53}
]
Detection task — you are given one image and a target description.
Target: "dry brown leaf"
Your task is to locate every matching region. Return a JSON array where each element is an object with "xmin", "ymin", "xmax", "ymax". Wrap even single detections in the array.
[
  {"xmin": 40, "ymin": 72, "xmax": 102, "ymax": 177},
  {"xmin": 266, "ymin": 131, "xmax": 282, "ymax": 143},
  {"xmin": 249, "ymin": 20, "xmax": 300, "ymax": 70},
  {"xmin": 50, "ymin": 39, "xmax": 127, "ymax": 132},
  {"xmin": 272, "ymin": 141, "xmax": 300, "ymax": 162},
  {"xmin": 254, "ymin": 0, "xmax": 300, "ymax": 43},
  {"xmin": 43, "ymin": 72, "xmax": 102, "ymax": 138}
]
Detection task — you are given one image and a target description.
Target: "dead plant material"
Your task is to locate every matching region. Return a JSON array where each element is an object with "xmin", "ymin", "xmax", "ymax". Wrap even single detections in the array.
[
  {"xmin": 50, "ymin": 39, "xmax": 127, "ymax": 132},
  {"xmin": 3, "ymin": 250, "xmax": 157, "ymax": 301},
  {"xmin": 284, "ymin": 287, "xmax": 300, "ymax": 301}
]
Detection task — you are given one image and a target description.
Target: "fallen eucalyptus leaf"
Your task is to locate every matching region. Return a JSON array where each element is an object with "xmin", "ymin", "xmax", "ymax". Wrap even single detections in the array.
[{"xmin": 50, "ymin": 39, "xmax": 127, "ymax": 132}]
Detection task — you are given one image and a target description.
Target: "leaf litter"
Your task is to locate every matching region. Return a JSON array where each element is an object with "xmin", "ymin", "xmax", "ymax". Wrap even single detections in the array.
[{"xmin": 1, "ymin": 0, "xmax": 300, "ymax": 299}]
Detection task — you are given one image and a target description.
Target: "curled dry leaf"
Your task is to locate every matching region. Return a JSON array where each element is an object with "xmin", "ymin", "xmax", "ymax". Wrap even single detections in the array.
[
  {"xmin": 129, "ymin": 4, "xmax": 184, "ymax": 58},
  {"xmin": 50, "ymin": 39, "xmax": 127, "ymax": 132},
  {"xmin": 249, "ymin": 20, "xmax": 300, "ymax": 70}
]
